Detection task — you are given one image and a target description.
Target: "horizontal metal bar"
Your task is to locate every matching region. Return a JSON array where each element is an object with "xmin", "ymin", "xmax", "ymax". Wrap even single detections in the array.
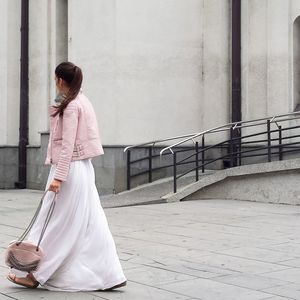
[
  {"xmin": 196, "ymin": 145, "xmax": 274, "ymax": 170},
  {"xmin": 199, "ymin": 144, "xmax": 300, "ymax": 172},
  {"xmin": 130, "ymin": 157, "xmax": 214, "ymax": 179},
  {"xmin": 177, "ymin": 152, "xmax": 199, "ymax": 164},
  {"xmin": 211, "ymin": 141, "xmax": 300, "ymax": 164},
  {"xmin": 130, "ymin": 156, "xmax": 152, "ymax": 164},
  {"xmin": 239, "ymin": 146, "xmax": 300, "ymax": 159},
  {"xmin": 131, "ymin": 145, "xmax": 300, "ymax": 183},
  {"xmin": 129, "ymin": 163, "xmax": 190, "ymax": 178},
  {"xmin": 176, "ymin": 160, "xmax": 215, "ymax": 180},
  {"xmin": 273, "ymin": 140, "xmax": 300, "ymax": 148},
  {"xmin": 277, "ymin": 147, "xmax": 300, "ymax": 155},
  {"xmin": 160, "ymin": 112, "xmax": 300, "ymax": 155},
  {"xmin": 171, "ymin": 147, "xmax": 196, "ymax": 153},
  {"xmin": 176, "ymin": 167, "xmax": 198, "ymax": 180},
  {"xmin": 223, "ymin": 141, "xmax": 300, "ymax": 159},
  {"xmin": 177, "ymin": 145, "xmax": 300, "ymax": 181},
  {"xmin": 240, "ymin": 133, "xmax": 300, "ymax": 145}
]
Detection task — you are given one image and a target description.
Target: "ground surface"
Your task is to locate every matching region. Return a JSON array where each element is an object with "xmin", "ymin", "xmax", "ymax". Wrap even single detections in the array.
[{"xmin": 0, "ymin": 189, "xmax": 300, "ymax": 299}]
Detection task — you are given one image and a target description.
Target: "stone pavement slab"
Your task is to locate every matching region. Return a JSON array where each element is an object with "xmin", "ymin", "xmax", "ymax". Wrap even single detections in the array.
[
  {"xmin": 262, "ymin": 283, "xmax": 300, "ymax": 299},
  {"xmin": 0, "ymin": 190, "xmax": 300, "ymax": 299},
  {"xmin": 157, "ymin": 277, "xmax": 272, "ymax": 300}
]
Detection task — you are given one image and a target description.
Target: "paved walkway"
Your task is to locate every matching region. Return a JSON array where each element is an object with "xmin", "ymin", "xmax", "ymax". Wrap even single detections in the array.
[{"xmin": 0, "ymin": 189, "xmax": 300, "ymax": 299}]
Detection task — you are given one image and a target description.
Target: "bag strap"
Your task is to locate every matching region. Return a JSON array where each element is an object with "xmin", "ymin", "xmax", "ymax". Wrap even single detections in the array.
[{"xmin": 16, "ymin": 189, "xmax": 57, "ymax": 251}]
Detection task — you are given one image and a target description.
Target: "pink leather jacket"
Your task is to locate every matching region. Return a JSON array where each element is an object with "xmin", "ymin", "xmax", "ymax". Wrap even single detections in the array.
[{"xmin": 45, "ymin": 93, "xmax": 104, "ymax": 182}]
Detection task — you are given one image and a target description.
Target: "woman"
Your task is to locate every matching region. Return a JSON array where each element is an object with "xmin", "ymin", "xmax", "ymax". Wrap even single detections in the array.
[{"xmin": 7, "ymin": 62, "xmax": 127, "ymax": 291}]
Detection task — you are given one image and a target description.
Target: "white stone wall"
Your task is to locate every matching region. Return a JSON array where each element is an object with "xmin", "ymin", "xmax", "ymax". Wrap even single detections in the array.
[
  {"xmin": 3, "ymin": 0, "xmax": 300, "ymax": 148},
  {"xmin": 68, "ymin": 0, "xmax": 231, "ymax": 146},
  {"xmin": 0, "ymin": 0, "xmax": 231, "ymax": 147}
]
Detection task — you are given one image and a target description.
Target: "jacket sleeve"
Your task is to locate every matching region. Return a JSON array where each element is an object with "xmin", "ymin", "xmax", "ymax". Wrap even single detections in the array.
[
  {"xmin": 44, "ymin": 133, "xmax": 52, "ymax": 165},
  {"xmin": 53, "ymin": 102, "xmax": 79, "ymax": 181}
]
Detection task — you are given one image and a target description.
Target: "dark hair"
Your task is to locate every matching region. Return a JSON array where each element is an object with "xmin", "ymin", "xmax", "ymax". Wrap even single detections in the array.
[{"xmin": 52, "ymin": 62, "xmax": 83, "ymax": 117}]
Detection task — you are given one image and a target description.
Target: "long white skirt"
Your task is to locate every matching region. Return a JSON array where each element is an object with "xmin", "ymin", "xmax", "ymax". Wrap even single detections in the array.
[{"xmin": 26, "ymin": 158, "xmax": 126, "ymax": 291}]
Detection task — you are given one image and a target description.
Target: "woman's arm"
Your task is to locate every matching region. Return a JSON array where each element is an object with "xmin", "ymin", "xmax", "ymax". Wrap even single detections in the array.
[{"xmin": 49, "ymin": 101, "xmax": 79, "ymax": 193}]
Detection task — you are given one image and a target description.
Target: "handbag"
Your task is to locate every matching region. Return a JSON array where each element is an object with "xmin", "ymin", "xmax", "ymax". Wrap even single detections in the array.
[{"xmin": 4, "ymin": 189, "xmax": 57, "ymax": 272}]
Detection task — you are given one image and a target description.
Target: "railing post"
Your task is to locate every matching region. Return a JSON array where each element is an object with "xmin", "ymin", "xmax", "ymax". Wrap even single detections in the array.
[
  {"xmin": 148, "ymin": 146, "xmax": 153, "ymax": 183},
  {"xmin": 195, "ymin": 142, "xmax": 199, "ymax": 181},
  {"xmin": 127, "ymin": 150, "xmax": 131, "ymax": 190},
  {"xmin": 230, "ymin": 127, "xmax": 234, "ymax": 167},
  {"xmin": 278, "ymin": 125, "xmax": 283, "ymax": 161},
  {"xmin": 238, "ymin": 127, "xmax": 242, "ymax": 166},
  {"xmin": 230, "ymin": 126, "xmax": 239, "ymax": 167},
  {"xmin": 267, "ymin": 120, "xmax": 271, "ymax": 162},
  {"xmin": 201, "ymin": 135, "xmax": 205, "ymax": 173},
  {"xmin": 173, "ymin": 152, "xmax": 177, "ymax": 193}
]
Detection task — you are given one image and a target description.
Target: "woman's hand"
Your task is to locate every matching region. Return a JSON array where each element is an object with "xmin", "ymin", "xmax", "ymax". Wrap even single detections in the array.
[{"xmin": 49, "ymin": 179, "xmax": 62, "ymax": 193}]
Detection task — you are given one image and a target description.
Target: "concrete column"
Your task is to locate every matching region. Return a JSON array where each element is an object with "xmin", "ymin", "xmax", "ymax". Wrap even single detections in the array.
[
  {"xmin": 293, "ymin": 16, "xmax": 300, "ymax": 110},
  {"xmin": 56, "ymin": 0, "xmax": 68, "ymax": 64},
  {"xmin": 0, "ymin": 0, "xmax": 8, "ymax": 145},
  {"xmin": 202, "ymin": 0, "xmax": 230, "ymax": 144},
  {"xmin": 29, "ymin": 0, "xmax": 55, "ymax": 145},
  {"xmin": 291, "ymin": 0, "xmax": 300, "ymax": 111},
  {"xmin": 6, "ymin": 0, "xmax": 21, "ymax": 145},
  {"xmin": 242, "ymin": 0, "xmax": 268, "ymax": 120},
  {"xmin": 266, "ymin": 0, "xmax": 289, "ymax": 116}
]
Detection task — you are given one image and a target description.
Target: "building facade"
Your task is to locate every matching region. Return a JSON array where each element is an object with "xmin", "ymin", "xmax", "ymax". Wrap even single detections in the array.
[{"xmin": 1, "ymin": 0, "xmax": 300, "ymax": 194}]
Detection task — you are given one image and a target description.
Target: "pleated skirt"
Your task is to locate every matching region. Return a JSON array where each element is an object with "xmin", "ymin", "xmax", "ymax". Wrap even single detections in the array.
[{"xmin": 26, "ymin": 158, "xmax": 126, "ymax": 291}]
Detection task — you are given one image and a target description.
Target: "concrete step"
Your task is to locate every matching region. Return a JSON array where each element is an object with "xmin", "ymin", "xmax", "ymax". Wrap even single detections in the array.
[
  {"xmin": 162, "ymin": 158, "xmax": 300, "ymax": 205},
  {"xmin": 100, "ymin": 170, "xmax": 215, "ymax": 208}
]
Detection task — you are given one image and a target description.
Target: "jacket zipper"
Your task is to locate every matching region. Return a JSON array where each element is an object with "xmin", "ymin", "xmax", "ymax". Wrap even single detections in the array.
[
  {"xmin": 50, "ymin": 117, "xmax": 59, "ymax": 164},
  {"xmin": 50, "ymin": 133, "xmax": 53, "ymax": 164}
]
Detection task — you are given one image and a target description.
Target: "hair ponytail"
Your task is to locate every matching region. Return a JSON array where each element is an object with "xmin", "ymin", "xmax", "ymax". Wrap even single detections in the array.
[{"xmin": 52, "ymin": 62, "xmax": 83, "ymax": 117}]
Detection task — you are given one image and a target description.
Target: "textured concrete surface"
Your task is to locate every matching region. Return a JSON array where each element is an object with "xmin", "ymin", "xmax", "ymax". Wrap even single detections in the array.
[
  {"xmin": 164, "ymin": 158, "xmax": 300, "ymax": 204},
  {"xmin": 0, "ymin": 189, "xmax": 300, "ymax": 299},
  {"xmin": 101, "ymin": 171, "xmax": 213, "ymax": 208},
  {"xmin": 0, "ymin": 147, "xmax": 18, "ymax": 189}
]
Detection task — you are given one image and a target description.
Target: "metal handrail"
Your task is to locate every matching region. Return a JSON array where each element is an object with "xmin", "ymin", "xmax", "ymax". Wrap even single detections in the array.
[
  {"xmin": 124, "ymin": 109, "xmax": 300, "ymax": 192},
  {"xmin": 159, "ymin": 111, "xmax": 300, "ymax": 156},
  {"xmin": 124, "ymin": 111, "xmax": 300, "ymax": 154},
  {"xmin": 123, "ymin": 132, "xmax": 198, "ymax": 153}
]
